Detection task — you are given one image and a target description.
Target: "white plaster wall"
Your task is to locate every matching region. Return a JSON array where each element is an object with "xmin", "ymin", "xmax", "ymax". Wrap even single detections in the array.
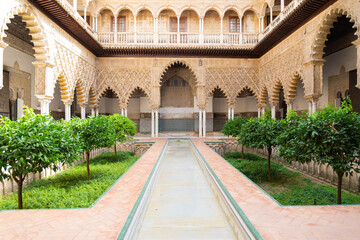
[
  {"xmin": 293, "ymin": 80, "xmax": 308, "ymax": 111},
  {"xmin": 128, "ymin": 98, "xmax": 140, "ymax": 113},
  {"xmin": 99, "ymin": 97, "xmax": 121, "ymax": 114},
  {"xmin": 213, "ymin": 98, "xmax": 227, "ymax": 113},
  {"xmin": 235, "ymin": 96, "xmax": 257, "ymax": 112},
  {"xmin": 49, "ymin": 81, "xmax": 65, "ymax": 112},
  {"xmin": 320, "ymin": 45, "xmax": 357, "ymax": 108},
  {"xmin": 140, "ymin": 97, "xmax": 151, "ymax": 113},
  {"xmin": 3, "ymin": 46, "xmax": 35, "ymax": 108}
]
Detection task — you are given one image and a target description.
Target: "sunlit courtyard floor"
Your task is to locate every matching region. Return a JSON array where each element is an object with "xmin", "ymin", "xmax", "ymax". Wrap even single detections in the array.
[{"xmin": 1, "ymin": 137, "xmax": 360, "ymax": 239}]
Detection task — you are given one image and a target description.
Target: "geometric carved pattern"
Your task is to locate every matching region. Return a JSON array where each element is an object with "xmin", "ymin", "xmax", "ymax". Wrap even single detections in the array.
[
  {"xmin": 96, "ymin": 67, "xmax": 152, "ymax": 108},
  {"xmin": 205, "ymin": 67, "xmax": 260, "ymax": 106}
]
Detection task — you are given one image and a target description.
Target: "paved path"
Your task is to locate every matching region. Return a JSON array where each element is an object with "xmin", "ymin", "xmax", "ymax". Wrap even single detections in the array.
[{"xmin": 1, "ymin": 138, "xmax": 360, "ymax": 239}]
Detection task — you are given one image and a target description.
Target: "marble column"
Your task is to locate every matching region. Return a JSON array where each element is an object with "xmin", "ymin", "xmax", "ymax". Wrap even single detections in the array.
[
  {"xmin": 65, "ymin": 103, "xmax": 71, "ymax": 121},
  {"xmin": 271, "ymin": 105, "xmax": 276, "ymax": 119},
  {"xmin": 155, "ymin": 109, "xmax": 159, "ymax": 138},
  {"xmin": 199, "ymin": 109, "xmax": 203, "ymax": 137},
  {"xmin": 0, "ymin": 41, "xmax": 7, "ymax": 90},
  {"xmin": 80, "ymin": 106, "xmax": 86, "ymax": 119},
  {"xmin": 151, "ymin": 109, "xmax": 155, "ymax": 138},
  {"xmin": 203, "ymin": 109, "xmax": 206, "ymax": 138}
]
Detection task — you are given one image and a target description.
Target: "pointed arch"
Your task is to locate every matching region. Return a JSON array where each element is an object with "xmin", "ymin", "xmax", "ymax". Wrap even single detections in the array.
[
  {"xmin": 236, "ymin": 86, "xmax": 259, "ymax": 103},
  {"xmin": 89, "ymin": 87, "xmax": 97, "ymax": 106},
  {"xmin": 287, "ymin": 73, "xmax": 303, "ymax": 102},
  {"xmin": 159, "ymin": 60, "xmax": 198, "ymax": 85},
  {"xmin": 2, "ymin": 3, "xmax": 49, "ymax": 62},
  {"xmin": 124, "ymin": 86, "xmax": 150, "ymax": 106},
  {"xmin": 96, "ymin": 86, "xmax": 121, "ymax": 107},
  {"xmin": 259, "ymin": 85, "xmax": 269, "ymax": 105},
  {"xmin": 270, "ymin": 80, "xmax": 284, "ymax": 104},
  {"xmin": 311, "ymin": 6, "xmax": 359, "ymax": 61},
  {"xmin": 208, "ymin": 86, "xmax": 231, "ymax": 106},
  {"xmin": 73, "ymin": 80, "xmax": 86, "ymax": 106},
  {"xmin": 57, "ymin": 73, "xmax": 71, "ymax": 101}
]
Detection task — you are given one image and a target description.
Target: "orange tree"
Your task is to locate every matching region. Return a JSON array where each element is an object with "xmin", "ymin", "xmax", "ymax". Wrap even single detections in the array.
[
  {"xmin": 109, "ymin": 114, "xmax": 136, "ymax": 159},
  {"xmin": 221, "ymin": 117, "xmax": 248, "ymax": 158},
  {"xmin": 70, "ymin": 115, "xmax": 115, "ymax": 180},
  {"xmin": 0, "ymin": 108, "xmax": 82, "ymax": 209},
  {"xmin": 278, "ymin": 98, "xmax": 360, "ymax": 204},
  {"xmin": 238, "ymin": 111, "xmax": 282, "ymax": 181}
]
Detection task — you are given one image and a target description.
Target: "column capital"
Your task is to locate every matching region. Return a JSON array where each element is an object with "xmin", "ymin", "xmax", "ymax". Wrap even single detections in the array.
[
  {"xmin": 304, "ymin": 59, "xmax": 326, "ymax": 66},
  {"xmin": 304, "ymin": 93, "xmax": 321, "ymax": 102}
]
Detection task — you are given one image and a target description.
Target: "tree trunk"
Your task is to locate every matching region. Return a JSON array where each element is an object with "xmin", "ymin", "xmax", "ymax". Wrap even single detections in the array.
[
  {"xmin": 241, "ymin": 145, "xmax": 244, "ymax": 159},
  {"xmin": 337, "ymin": 172, "xmax": 344, "ymax": 204},
  {"xmin": 14, "ymin": 175, "xmax": 23, "ymax": 209},
  {"xmin": 114, "ymin": 144, "xmax": 117, "ymax": 159},
  {"xmin": 86, "ymin": 151, "xmax": 90, "ymax": 180},
  {"xmin": 267, "ymin": 146, "xmax": 272, "ymax": 181}
]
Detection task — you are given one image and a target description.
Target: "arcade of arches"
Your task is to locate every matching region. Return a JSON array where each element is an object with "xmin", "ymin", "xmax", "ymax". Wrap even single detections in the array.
[{"xmin": 1, "ymin": 0, "xmax": 360, "ymax": 137}]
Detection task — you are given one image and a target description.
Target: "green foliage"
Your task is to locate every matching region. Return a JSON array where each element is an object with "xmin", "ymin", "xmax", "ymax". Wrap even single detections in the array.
[
  {"xmin": 279, "ymin": 98, "xmax": 360, "ymax": 175},
  {"xmin": 221, "ymin": 117, "xmax": 248, "ymax": 137},
  {"xmin": 225, "ymin": 153, "xmax": 298, "ymax": 183},
  {"xmin": 69, "ymin": 115, "xmax": 115, "ymax": 153},
  {"xmin": 277, "ymin": 98, "xmax": 360, "ymax": 203},
  {"xmin": 224, "ymin": 152, "xmax": 360, "ymax": 205},
  {"xmin": 0, "ymin": 152, "xmax": 138, "ymax": 210},
  {"xmin": 238, "ymin": 112, "xmax": 282, "ymax": 151},
  {"xmin": 109, "ymin": 114, "xmax": 137, "ymax": 143},
  {"xmin": 0, "ymin": 107, "xmax": 82, "ymax": 182},
  {"xmin": 224, "ymin": 152, "xmax": 265, "ymax": 161}
]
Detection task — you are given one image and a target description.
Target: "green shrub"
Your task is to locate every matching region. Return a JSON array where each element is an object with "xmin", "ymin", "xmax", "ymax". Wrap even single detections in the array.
[{"xmin": 0, "ymin": 152, "xmax": 138, "ymax": 210}]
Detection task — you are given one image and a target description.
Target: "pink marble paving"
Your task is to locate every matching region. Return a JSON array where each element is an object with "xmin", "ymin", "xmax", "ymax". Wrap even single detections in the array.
[
  {"xmin": 192, "ymin": 138, "xmax": 360, "ymax": 240},
  {"xmin": 0, "ymin": 138, "xmax": 166, "ymax": 240}
]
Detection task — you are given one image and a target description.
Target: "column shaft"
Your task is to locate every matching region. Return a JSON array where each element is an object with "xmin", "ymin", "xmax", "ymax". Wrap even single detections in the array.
[
  {"xmin": 151, "ymin": 110, "xmax": 154, "ymax": 138},
  {"xmin": 155, "ymin": 109, "xmax": 159, "ymax": 138},
  {"xmin": 228, "ymin": 108, "xmax": 231, "ymax": 120},
  {"xmin": 125, "ymin": 108, "xmax": 128, "ymax": 117},
  {"xmin": 203, "ymin": 109, "xmax": 206, "ymax": 138},
  {"xmin": 81, "ymin": 107, "xmax": 86, "ymax": 119},
  {"xmin": 231, "ymin": 108, "xmax": 234, "ymax": 120},
  {"xmin": 65, "ymin": 104, "xmax": 71, "ymax": 121},
  {"xmin": 199, "ymin": 109, "xmax": 203, "ymax": 137},
  {"xmin": 271, "ymin": 105, "xmax": 276, "ymax": 119},
  {"xmin": 91, "ymin": 108, "xmax": 95, "ymax": 116}
]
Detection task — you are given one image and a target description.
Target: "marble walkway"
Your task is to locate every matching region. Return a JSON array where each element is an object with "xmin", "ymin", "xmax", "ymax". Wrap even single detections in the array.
[{"xmin": 0, "ymin": 138, "xmax": 360, "ymax": 239}]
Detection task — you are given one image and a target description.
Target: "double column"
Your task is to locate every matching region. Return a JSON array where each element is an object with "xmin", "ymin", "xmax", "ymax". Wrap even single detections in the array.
[
  {"xmin": 227, "ymin": 107, "xmax": 234, "ymax": 120},
  {"xmin": 198, "ymin": 109, "xmax": 206, "ymax": 138},
  {"xmin": 151, "ymin": 108, "xmax": 159, "ymax": 138},
  {"xmin": 121, "ymin": 108, "xmax": 128, "ymax": 117}
]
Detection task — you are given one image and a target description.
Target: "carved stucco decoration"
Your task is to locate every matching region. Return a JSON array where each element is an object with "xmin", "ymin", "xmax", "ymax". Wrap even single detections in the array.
[
  {"xmin": 205, "ymin": 67, "xmax": 260, "ymax": 107},
  {"xmin": 259, "ymin": 43, "xmax": 306, "ymax": 105},
  {"xmin": 53, "ymin": 43, "xmax": 96, "ymax": 104},
  {"xmin": 1, "ymin": 1, "xmax": 49, "ymax": 62},
  {"xmin": 96, "ymin": 67, "xmax": 152, "ymax": 108}
]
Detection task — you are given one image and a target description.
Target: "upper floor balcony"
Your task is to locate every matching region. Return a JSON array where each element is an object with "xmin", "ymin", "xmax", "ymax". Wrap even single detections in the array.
[{"xmin": 54, "ymin": 0, "xmax": 302, "ymax": 49}]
